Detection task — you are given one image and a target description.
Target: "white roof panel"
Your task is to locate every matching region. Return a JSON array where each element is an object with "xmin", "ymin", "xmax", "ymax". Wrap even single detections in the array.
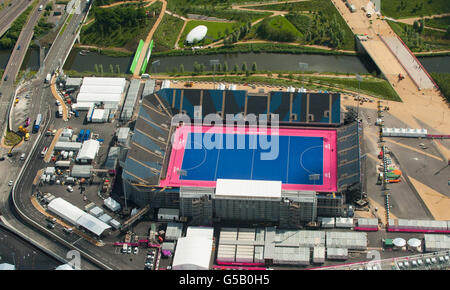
[
  {"xmin": 76, "ymin": 92, "xmax": 122, "ymax": 104},
  {"xmin": 186, "ymin": 226, "xmax": 214, "ymax": 240},
  {"xmin": 82, "ymin": 77, "xmax": 126, "ymax": 87},
  {"xmin": 76, "ymin": 140, "xmax": 100, "ymax": 161},
  {"xmin": 215, "ymin": 179, "xmax": 282, "ymax": 199},
  {"xmin": 172, "ymin": 237, "xmax": 213, "ymax": 270},
  {"xmin": 186, "ymin": 25, "xmax": 208, "ymax": 44},
  {"xmin": 48, "ymin": 198, "xmax": 86, "ymax": 225},
  {"xmin": 76, "ymin": 214, "xmax": 111, "ymax": 236}
]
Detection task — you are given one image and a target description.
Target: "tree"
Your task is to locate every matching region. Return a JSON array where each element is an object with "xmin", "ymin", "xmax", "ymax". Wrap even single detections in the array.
[
  {"xmin": 223, "ymin": 62, "xmax": 228, "ymax": 72},
  {"xmin": 251, "ymin": 62, "xmax": 257, "ymax": 72},
  {"xmin": 179, "ymin": 64, "xmax": 184, "ymax": 73},
  {"xmin": 110, "ymin": 64, "xmax": 114, "ymax": 73},
  {"xmin": 116, "ymin": 64, "xmax": 120, "ymax": 74},
  {"xmin": 94, "ymin": 64, "xmax": 99, "ymax": 74},
  {"xmin": 418, "ymin": 19, "xmax": 425, "ymax": 34},
  {"xmin": 241, "ymin": 62, "xmax": 247, "ymax": 72},
  {"xmin": 233, "ymin": 64, "xmax": 239, "ymax": 74}
]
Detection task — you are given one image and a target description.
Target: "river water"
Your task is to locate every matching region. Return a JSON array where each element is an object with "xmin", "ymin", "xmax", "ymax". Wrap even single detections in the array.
[{"xmin": 1, "ymin": 48, "xmax": 450, "ymax": 74}]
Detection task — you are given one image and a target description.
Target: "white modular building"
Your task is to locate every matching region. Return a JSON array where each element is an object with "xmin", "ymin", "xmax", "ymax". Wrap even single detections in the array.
[
  {"xmin": 165, "ymin": 222, "xmax": 183, "ymax": 241},
  {"xmin": 76, "ymin": 140, "xmax": 100, "ymax": 163},
  {"xmin": 273, "ymin": 246, "xmax": 310, "ymax": 265},
  {"xmin": 117, "ymin": 127, "xmax": 130, "ymax": 144},
  {"xmin": 109, "ymin": 219, "xmax": 121, "ymax": 230},
  {"xmin": 320, "ymin": 217, "xmax": 335, "ymax": 228},
  {"xmin": 54, "ymin": 142, "xmax": 82, "ymax": 151},
  {"xmin": 327, "ymin": 248, "xmax": 348, "ymax": 260},
  {"xmin": 98, "ymin": 213, "xmax": 112, "ymax": 224},
  {"xmin": 158, "ymin": 208, "xmax": 179, "ymax": 221},
  {"xmin": 87, "ymin": 109, "xmax": 109, "ymax": 123},
  {"xmin": 313, "ymin": 246, "xmax": 325, "ymax": 264},
  {"xmin": 335, "ymin": 217, "xmax": 354, "ymax": 228},
  {"xmin": 89, "ymin": 206, "xmax": 104, "ymax": 217},
  {"xmin": 326, "ymin": 232, "xmax": 367, "ymax": 250},
  {"xmin": 71, "ymin": 165, "xmax": 93, "ymax": 178},
  {"xmin": 104, "ymin": 197, "xmax": 121, "ymax": 212}
]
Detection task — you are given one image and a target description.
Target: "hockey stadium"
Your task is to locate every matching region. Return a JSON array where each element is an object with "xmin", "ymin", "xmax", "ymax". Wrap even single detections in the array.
[{"xmin": 121, "ymin": 86, "xmax": 360, "ymax": 227}]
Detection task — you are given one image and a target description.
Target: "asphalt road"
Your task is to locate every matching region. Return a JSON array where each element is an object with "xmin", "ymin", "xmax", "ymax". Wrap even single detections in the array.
[
  {"xmin": 0, "ymin": 0, "xmax": 142, "ymax": 270},
  {"xmin": 0, "ymin": 0, "xmax": 106, "ymax": 270},
  {"xmin": 0, "ymin": 223, "xmax": 60, "ymax": 269},
  {"xmin": 0, "ymin": 0, "xmax": 33, "ymax": 38},
  {"xmin": 1, "ymin": 0, "xmax": 48, "ymax": 86}
]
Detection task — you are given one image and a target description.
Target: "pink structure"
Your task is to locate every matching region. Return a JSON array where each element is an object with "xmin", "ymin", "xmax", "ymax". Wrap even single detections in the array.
[
  {"xmin": 213, "ymin": 265, "xmax": 267, "ymax": 270},
  {"xmin": 354, "ymin": 227, "xmax": 378, "ymax": 232},
  {"xmin": 387, "ymin": 228, "xmax": 450, "ymax": 234},
  {"xmin": 160, "ymin": 125, "xmax": 337, "ymax": 192}
]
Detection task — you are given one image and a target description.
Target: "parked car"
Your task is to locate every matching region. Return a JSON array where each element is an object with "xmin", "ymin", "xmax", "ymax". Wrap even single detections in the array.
[
  {"xmin": 127, "ymin": 247, "xmax": 132, "ymax": 254},
  {"xmin": 134, "ymin": 247, "xmax": 139, "ymax": 255},
  {"xmin": 8, "ymin": 180, "xmax": 13, "ymax": 186},
  {"xmin": 67, "ymin": 185, "xmax": 73, "ymax": 192}
]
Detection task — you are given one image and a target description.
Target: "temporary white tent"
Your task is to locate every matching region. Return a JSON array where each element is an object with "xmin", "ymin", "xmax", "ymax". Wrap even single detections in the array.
[
  {"xmin": 47, "ymin": 198, "xmax": 111, "ymax": 236},
  {"xmin": 76, "ymin": 140, "xmax": 100, "ymax": 162},
  {"xmin": 77, "ymin": 214, "xmax": 111, "ymax": 237},
  {"xmin": 82, "ymin": 77, "xmax": 126, "ymax": 87},
  {"xmin": 104, "ymin": 197, "xmax": 121, "ymax": 212},
  {"xmin": 172, "ymin": 236, "xmax": 213, "ymax": 270},
  {"xmin": 47, "ymin": 198, "xmax": 86, "ymax": 225}
]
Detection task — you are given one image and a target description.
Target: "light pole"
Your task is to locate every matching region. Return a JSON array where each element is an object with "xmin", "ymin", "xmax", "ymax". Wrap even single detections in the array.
[
  {"xmin": 151, "ymin": 59, "xmax": 160, "ymax": 74},
  {"xmin": 299, "ymin": 62, "xmax": 308, "ymax": 90},
  {"xmin": 209, "ymin": 59, "xmax": 220, "ymax": 86},
  {"xmin": 177, "ymin": 169, "xmax": 187, "ymax": 219},
  {"xmin": 356, "ymin": 74, "xmax": 363, "ymax": 120}
]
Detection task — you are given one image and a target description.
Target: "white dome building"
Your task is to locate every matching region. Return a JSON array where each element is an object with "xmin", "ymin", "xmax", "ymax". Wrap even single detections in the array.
[{"xmin": 186, "ymin": 25, "xmax": 208, "ymax": 44}]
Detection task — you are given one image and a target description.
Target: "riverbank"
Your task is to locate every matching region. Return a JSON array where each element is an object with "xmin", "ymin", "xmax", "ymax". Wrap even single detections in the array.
[
  {"xmin": 153, "ymin": 74, "xmax": 401, "ymax": 102},
  {"xmin": 152, "ymin": 42, "xmax": 359, "ymax": 57}
]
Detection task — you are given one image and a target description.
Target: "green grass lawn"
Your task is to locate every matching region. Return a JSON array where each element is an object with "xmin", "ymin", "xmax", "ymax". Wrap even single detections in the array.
[
  {"xmin": 168, "ymin": 74, "xmax": 401, "ymax": 101},
  {"xmin": 178, "ymin": 20, "xmax": 238, "ymax": 48},
  {"xmin": 247, "ymin": 0, "xmax": 355, "ymax": 50},
  {"xmin": 380, "ymin": 0, "xmax": 450, "ymax": 19},
  {"xmin": 425, "ymin": 16, "xmax": 450, "ymax": 30},
  {"xmin": 430, "ymin": 73, "xmax": 450, "ymax": 102},
  {"xmin": 254, "ymin": 15, "xmax": 303, "ymax": 42},
  {"xmin": 153, "ymin": 14, "xmax": 185, "ymax": 52},
  {"xmin": 80, "ymin": 2, "xmax": 161, "ymax": 52},
  {"xmin": 388, "ymin": 20, "xmax": 450, "ymax": 51}
]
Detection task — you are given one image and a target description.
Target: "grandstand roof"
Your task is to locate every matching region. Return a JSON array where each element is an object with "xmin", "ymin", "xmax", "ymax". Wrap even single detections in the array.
[{"xmin": 215, "ymin": 179, "xmax": 282, "ymax": 200}]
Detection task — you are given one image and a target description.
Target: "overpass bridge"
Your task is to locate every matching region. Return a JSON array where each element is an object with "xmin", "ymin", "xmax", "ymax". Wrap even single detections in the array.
[{"xmin": 332, "ymin": 0, "xmax": 449, "ymax": 135}]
